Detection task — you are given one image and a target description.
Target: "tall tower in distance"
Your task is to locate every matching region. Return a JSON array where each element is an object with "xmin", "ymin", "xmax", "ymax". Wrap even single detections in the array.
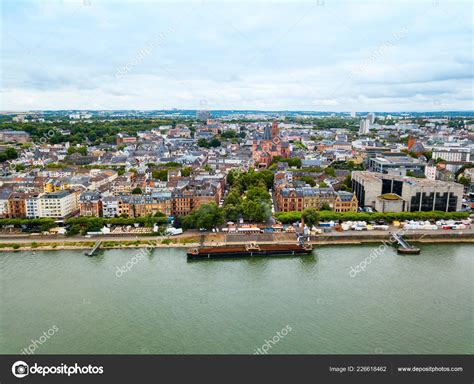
[{"xmin": 271, "ymin": 119, "xmax": 279, "ymax": 139}]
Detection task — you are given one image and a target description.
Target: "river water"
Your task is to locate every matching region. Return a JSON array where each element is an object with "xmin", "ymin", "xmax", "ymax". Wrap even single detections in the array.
[{"xmin": 0, "ymin": 244, "xmax": 472, "ymax": 354}]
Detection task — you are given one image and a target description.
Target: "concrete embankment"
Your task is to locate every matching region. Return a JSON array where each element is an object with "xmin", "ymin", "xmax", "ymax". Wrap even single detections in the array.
[
  {"xmin": 309, "ymin": 230, "xmax": 474, "ymax": 245},
  {"xmin": 0, "ymin": 229, "xmax": 472, "ymax": 252}
]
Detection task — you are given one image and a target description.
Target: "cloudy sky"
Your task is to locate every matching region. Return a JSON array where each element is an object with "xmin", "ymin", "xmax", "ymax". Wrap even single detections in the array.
[{"xmin": 1, "ymin": 0, "xmax": 473, "ymax": 111}]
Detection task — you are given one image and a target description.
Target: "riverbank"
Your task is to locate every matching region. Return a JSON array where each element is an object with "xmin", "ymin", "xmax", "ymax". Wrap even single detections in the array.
[{"xmin": 0, "ymin": 229, "xmax": 473, "ymax": 252}]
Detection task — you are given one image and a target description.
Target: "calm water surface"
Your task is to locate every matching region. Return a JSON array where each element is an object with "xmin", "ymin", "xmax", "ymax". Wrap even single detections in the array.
[{"xmin": 0, "ymin": 244, "xmax": 472, "ymax": 354}]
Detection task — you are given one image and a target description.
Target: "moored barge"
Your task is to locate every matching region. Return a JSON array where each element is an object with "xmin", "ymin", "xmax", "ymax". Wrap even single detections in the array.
[{"xmin": 187, "ymin": 242, "xmax": 313, "ymax": 259}]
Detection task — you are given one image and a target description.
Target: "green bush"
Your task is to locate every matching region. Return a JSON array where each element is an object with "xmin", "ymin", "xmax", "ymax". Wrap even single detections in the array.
[{"xmin": 275, "ymin": 210, "xmax": 469, "ymax": 224}]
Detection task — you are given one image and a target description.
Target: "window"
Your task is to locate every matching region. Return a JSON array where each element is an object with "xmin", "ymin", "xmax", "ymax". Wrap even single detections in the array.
[
  {"xmin": 410, "ymin": 192, "xmax": 421, "ymax": 212},
  {"xmin": 434, "ymin": 192, "xmax": 448, "ymax": 211},
  {"xmin": 420, "ymin": 192, "xmax": 435, "ymax": 211},
  {"xmin": 448, "ymin": 193, "xmax": 458, "ymax": 212}
]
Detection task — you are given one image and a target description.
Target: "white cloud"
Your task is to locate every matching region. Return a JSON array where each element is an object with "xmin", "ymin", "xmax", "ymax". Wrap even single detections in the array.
[{"xmin": 1, "ymin": 0, "xmax": 472, "ymax": 111}]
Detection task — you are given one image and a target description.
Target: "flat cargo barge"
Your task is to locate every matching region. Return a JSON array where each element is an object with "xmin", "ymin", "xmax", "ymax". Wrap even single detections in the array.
[{"xmin": 187, "ymin": 242, "xmax": 313, "ymax": 259}]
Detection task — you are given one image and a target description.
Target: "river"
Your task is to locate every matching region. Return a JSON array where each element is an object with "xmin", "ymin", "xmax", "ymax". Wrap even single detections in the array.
[{"xmin": 0, "ymin": 244, "xmax": 472, "ymax": 354}]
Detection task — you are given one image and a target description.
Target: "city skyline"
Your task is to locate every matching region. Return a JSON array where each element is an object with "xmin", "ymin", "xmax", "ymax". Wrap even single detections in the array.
[{"xmin": 1, "ymin": 0, "xmax": 473, "ymax": 111}]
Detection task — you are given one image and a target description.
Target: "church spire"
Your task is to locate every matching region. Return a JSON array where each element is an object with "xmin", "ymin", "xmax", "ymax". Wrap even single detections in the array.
[{"xmin": 263, "ymin": 125, "xmax": 272, "ymax": 140}]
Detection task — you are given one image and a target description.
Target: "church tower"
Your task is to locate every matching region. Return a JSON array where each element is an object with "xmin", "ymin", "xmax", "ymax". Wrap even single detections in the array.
[
  {"xmin": 271, "ymin": 120, "xmax": 279, "ymax": 139},
  {"xmin": 263, "ymin": 125, "xmax": 272, "ymax": 141}
]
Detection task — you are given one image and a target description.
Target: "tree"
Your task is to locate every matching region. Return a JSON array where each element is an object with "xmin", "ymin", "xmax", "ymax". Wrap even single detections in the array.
[
  {"xmin": 221, "ymin": 130, "xmax": 238, "ymax": 139},
  {"xmin": 224, "ymin": 189, "xmax": 243, "ymax": 207},
  {"xmin": 187, "ymin": 203, "xmax": 225, "ymax": 230},
  {"xmin": 458, "ymin": 176, "xmax": 470, "ymax": 187},
  {"xmin": 271, "ymin": 156, "xmax": 301, "ymax": 168},
  {"xmin": 302, "ymin": 208, "xmax": 320, "ymax": 227},
  {"xmin": 227, "ymin": 169, "xmax": 240, "ymax": 186},
  {"xmin": 152, "ymin": 169, "xmax": 168, "ymax": 181},
  {"xmin": 319, "ymin": 181, "xmax": 329, "ymax": 188},
  {"xmin": 240, "ymin": 168, "xmax": 274, "ymax": 190},
  {"xmin": 15, "ymin": 164, "xmax": 25, "ymax": 172},
  {"xmin": 197, "ymin": 138, "xmax": 210, "ymax": 148},
  {"xmin": 223, "ymin": 204, "xmax": 240, "ymax": 222},
  {"xmin": 242, "ymin": 199, "xmax": 270, "ymax": 222},
  {"xmin": 299, "ymin": 176, "xmax": 316, "ymax": 187},
  {"xmin": 209, "ymin": 137, "xmax": 221, "ymax": 147},
  {"xmin": 5, "ymin": 147, "xmax": 18, "ymax": 160},
  {"xmin": 246, "ymin": 186, "xmax": 271, "ymax": 203},
  {"xmin": 320, "ymin": 203, "xmax": 332, "ymax": 211},
  {"xmin": 131, "ymin": 187, "xmax": 142, "ymax": 194},
  {"xmin": 181, "ymin": 166, "xmax": 193, "ymax": 177},
  {"xmin": 67, "ymin": 224, "xmax": 81, "ymax": 236},
  {"xmin": 324, "ymin": 167, "xmax": 336, "ymax": 177}
]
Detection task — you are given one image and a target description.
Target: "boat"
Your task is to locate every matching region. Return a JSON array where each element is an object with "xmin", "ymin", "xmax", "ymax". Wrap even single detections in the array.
[
  {"xmin": 397, "ymin": 247, "xmax": 421, "ymax": 255},
  {"xmin": 187, "ymin": 242, "xmax": 313, "ymax": 259}
]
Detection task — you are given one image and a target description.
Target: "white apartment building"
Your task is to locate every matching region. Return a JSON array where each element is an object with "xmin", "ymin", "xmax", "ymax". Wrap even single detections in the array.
[
  {"xmin": 432, "ymin": 147, "xmax": 470, "ymax": 162},
  {"xmin": 37, "ymin": 190, "xmax": 78, "ymax": 219},
  {"xmin": 0, "ymin": 196, "xmax": 9, "ymax": 218},
  {"xmin": 424, "ymin": 162, "xmax": 437, "ymax": 180},
  {"xmin": 359, "ymin": 118, "xmax": 371, "ymax": 135},
  {"xmin": 102, "ymin": 196, "xmax": 119, "ymax": 217},
  {"xmin": 25, "ymin": 196, "xmax": 39, "ymax": 218}
]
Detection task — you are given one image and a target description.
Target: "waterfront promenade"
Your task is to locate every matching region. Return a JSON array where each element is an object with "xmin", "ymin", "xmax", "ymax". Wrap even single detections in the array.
[{"xmin": 0, "ymin": 227, "xmax": 473, "ymax": 252}]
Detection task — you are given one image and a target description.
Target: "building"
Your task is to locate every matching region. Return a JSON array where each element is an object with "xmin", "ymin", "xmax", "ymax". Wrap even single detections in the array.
[
  {"xmin": 196, "ymin": 110, "xmax": 211, "ymax": 121},
  {"xmin": 270, "ymin": 120, "xmax": 279, "ymax": 139},
  {"xmin": 44, "ymin": 179, "xmax": 69, "ymax": 193},
  {"xmin": 367, "ymin": 113, "xmax": 375, "ymax": 124},
  {"xmin": 352, "ymin": 171, "xmax": 464, "ymax": 212},
  {"xmin": 334, "ymin": 191, "xmax": 359, "ymax": 212},
  {"xmin": 252, "ymin": 125, "xmax": 290, "ymax": 167},
  {"xmin": 275, "ymin": 186, "xmax": 357, "ymax": 213},
  {"xmin": 367, "ymin": 154, "xmax": 425, "ymax": 174},
  {"xmin": 375, "ymin": 193, "xmax": 406, "ymax": 213},
  {"xmin": 116, "ymin": 133, "xmax": 137, "ymax": 145},
  {"xmin": 101, "ymin": 193, "xmax": 174, "ymax": 218},
  {"xmin": 424, "ymin": 160, "xmax": 436, "ymax": 180},
  {"xmin": 276, "ymin": 187, "xmax": 305, "ymax": 212},
  {"xmin": 151, "ymin": 192, "xmax": 172, "ymax": 216},
  {"xmin": 0, "ymin": 189, "xmax": 12, "ymax": 218},
  {"xmin": 359, "ymin": 118, "xmax": 371, "ymax": 135},
  {"xmin": 79, "ymin": 191, "xmax": 102, "ymax": 217},
  {"xmin": 432, "ymin": 147, "xmax": 470, "ymax": 163},
  {"xmin": 0, "ymin": 130, "xmax": 30, "ymax": 143},
  {"xmin": 102, "ymin": 196, "xmax": 120, "ymax": 217},
  {"xmin": 37, "ymin": 190, "xmax": 79, "ymax": 219},
  {"xmin": 172, "ymin": 190, "xmax": 195, "ymax": 216},
  {"xmin": 7, "ymin": 192, "xmax": 27, "ymax": 218},
  {"xmin": 25, "ymin": 193, "xmax": 39, "ymax": 218}
]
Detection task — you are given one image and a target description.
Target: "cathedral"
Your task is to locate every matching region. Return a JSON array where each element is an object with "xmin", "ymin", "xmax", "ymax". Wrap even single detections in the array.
[{"xmin": 252, "ymin": 120, "xmax": 290, "ymax": 167}]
